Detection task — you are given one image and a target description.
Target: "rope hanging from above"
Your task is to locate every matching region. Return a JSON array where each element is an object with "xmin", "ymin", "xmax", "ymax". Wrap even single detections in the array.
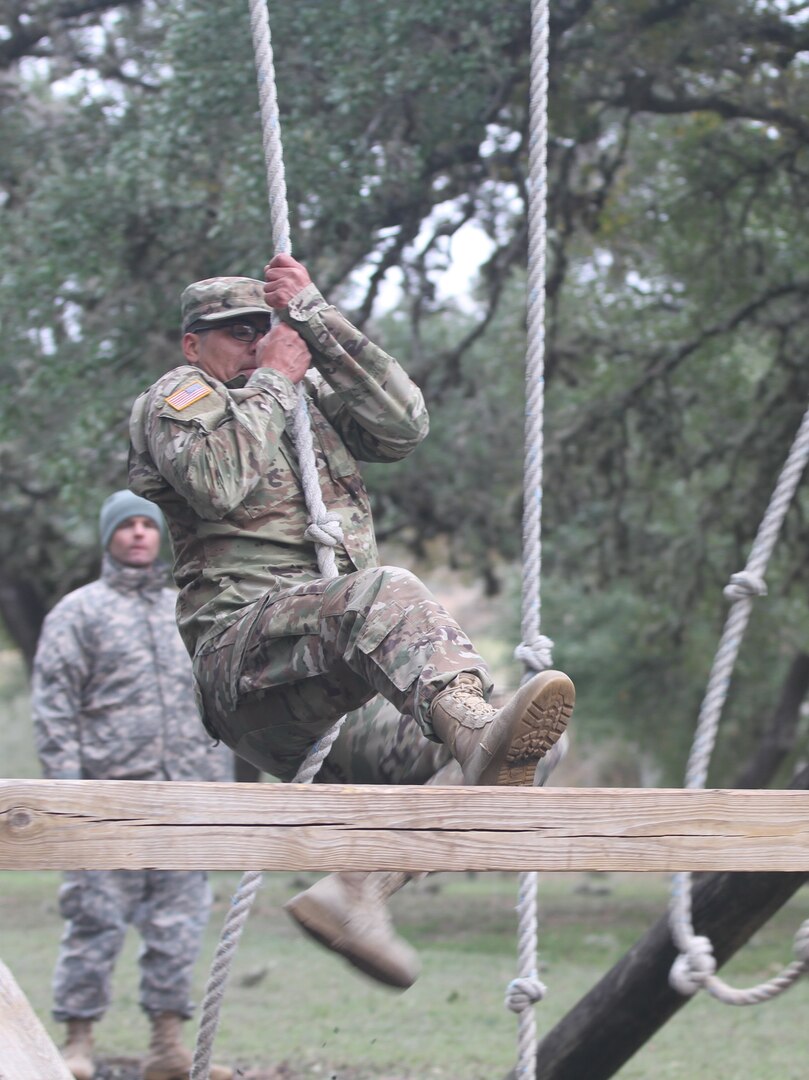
[
  {"xmin": 191, "ymin": 3, "xmax": 346, "ymax": 1075},
  {"xmin": 504, "ymin": 2, "xmax": 564, "ymax": 1079},
  {"xmin": 517, "ymin": 0, "xmax": 554, "ymax": 686},
  {"xmin": 668, "ymin": 401, "xmax": 809, "ymax": 1007}
]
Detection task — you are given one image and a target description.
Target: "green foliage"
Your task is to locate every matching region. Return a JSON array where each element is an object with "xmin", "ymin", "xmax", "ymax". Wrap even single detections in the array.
[
  {"xmin": 1, "ymin": 0, "xmax": 809, "ymax": 778},
  {"xmin": 364, "ymin": 285, "xmax": 528, "ymax": 573}
]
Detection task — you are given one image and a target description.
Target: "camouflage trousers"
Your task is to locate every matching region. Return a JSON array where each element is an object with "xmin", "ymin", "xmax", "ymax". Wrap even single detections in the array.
[
  {"xmin": 313, "ymin": 693, "xmax": 461, "ymax": 787},
  {"xmin": 194, "ymin": 565, "xmax": 492, "ymax": 781},
  {"xmin": 52, "ymin": 869, "xmax": 211, "ymax": 1022}
]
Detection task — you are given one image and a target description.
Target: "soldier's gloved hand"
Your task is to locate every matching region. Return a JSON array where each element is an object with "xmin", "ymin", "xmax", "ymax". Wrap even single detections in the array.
[
  {"xmin": 263, "ymin": 253, "xmax": 313, "ymax": 309},
  {"xmin": 256, "ymin": 321, "xmax": 311, "ymax": 384}
]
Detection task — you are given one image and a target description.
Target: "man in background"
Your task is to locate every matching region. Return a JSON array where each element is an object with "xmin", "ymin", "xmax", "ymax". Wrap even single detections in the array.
[{"xmin": 31, "ymin": 490, "xmax": 232, "ymax": 1080}]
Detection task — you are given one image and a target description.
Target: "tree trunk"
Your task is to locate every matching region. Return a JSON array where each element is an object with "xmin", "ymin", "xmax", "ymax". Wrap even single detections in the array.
[
  {"xmin": 733, "ymin": 651, "xmax": 809, "ymax": 789},
  {"xmin": 0, "ymin": 576, "xmax": 46, "ymax": 672},
  {"xmin": 513, "ymin": 762, "xmax": 809, "ymax": 1080}
]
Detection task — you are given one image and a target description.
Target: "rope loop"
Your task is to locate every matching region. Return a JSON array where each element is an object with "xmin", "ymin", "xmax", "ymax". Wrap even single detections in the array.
[
  {"xmin": 792, "ymin": 920, "xmax": 809, "ymax": 964},
  {"xmin": 514, "ymin": 635, "xmax": 555, "ymax": 673},
  {"xmin": 669, "ymin": 936, "xmax": 716, "ymax": 997},
  {"xmin": 505, "ymin": 974, "xmax": 547, "ymax": 1013},
  {"xmin": 304, "ymin": 512, "xmax": 344, "ymax": 548},
  {"xmin": 723, "ymin": 571, "xmax": 768, "ymax": 601}
]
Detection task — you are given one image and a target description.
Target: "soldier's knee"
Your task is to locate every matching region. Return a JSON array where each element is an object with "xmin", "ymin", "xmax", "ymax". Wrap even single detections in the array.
[
  {"xmin": 371, "ymin": 565, "xmax": 431, "ymax": 601},
  {"xmin": 324, "ymin": 566, "xmax": 436, "ymax": 628}
]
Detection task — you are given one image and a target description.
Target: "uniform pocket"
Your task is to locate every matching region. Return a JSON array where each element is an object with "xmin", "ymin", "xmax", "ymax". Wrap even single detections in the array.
[
  {"xmin": 237, "ymin": 442, "xmax": 304, "ymax": 520},
  {"xmin": 204, "ymin": 582, "xmax": 331, "ymax": 704},
  {"xmin": 349, "ymin": 601, "xmax": 433, "ymax": 693}
]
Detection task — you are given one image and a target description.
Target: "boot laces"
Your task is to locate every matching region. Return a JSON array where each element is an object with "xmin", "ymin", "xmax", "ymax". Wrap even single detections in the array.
[
  {"xmin": 455, "ymin": 688, "xmax": 495, "ymax": 721},
  {"xmin": 435, "ymin": 675, "xmax": 495, "ymax": 729}
]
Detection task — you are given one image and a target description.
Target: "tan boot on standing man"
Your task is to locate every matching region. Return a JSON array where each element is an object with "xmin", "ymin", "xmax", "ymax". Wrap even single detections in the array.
[
  {"xmin": 61, "ymin": 1018, "xmax": 95, "ymax": 1080},
  {"xmin": 143, "ymin": 1010, "xmax": 233, "ymax": 1080}
]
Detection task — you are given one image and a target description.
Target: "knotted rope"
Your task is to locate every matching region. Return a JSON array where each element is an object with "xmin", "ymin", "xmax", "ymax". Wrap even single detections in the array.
[
  {"xmin": 504, "ymin": 2, "xmax": 561, "ymax": 1078},
  {"xmin": 668, "ymin": 401, "xmax": 809, "ymax": 1007},
  {"xmin": 191, "ymin": 3, "xmax": 346, "ymax": 1075}
]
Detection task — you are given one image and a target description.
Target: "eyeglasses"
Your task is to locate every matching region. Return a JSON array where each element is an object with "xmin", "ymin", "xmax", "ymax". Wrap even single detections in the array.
[{"xmin": 191, "ymin": 321, "xmax": 270, "ymax": 343}]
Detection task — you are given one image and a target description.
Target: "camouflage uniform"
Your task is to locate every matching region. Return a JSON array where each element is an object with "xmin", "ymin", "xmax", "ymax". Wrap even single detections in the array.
[
  {"xmin": 313, "ymin": 695, "xmax": 458, "ymax": 787},
  {"xmin": 31, "ymin": 554, "xmax": 232, "ymax": 1022},
  {"xmin": 128, "ymin": 282, "xmax": 491, "ymax": 780}
]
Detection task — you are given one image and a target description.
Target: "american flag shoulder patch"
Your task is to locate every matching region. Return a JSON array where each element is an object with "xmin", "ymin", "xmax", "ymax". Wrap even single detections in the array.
[{"xmin": 164, "ymin": 380, "xmax": 212, "ymax": 412}]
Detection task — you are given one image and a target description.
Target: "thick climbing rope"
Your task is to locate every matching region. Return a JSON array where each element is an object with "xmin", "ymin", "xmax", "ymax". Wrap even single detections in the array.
[
  {"xmin": 190, "ymin": 3, "xmax": 346, "ymax": 1076},
  {"xmin": 668, "ymin": 402, "xmax": 809, "ymax": 1006},
  {"xmin": 502, "ymin": 2, "xmax": 562, "ymax": 1079}
]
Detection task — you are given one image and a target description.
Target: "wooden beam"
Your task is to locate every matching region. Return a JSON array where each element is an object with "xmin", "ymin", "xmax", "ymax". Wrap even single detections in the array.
[
  {"xmin": 0, "ymin": 960, "xmax": 73, "ymax": 1079},
  {"xmin": 2, "ymin": 781, "xmax": 809, "ymax": 872}
]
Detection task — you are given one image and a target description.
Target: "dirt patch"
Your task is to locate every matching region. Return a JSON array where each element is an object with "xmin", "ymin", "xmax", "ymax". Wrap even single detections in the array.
[
  {"xmin": 94, "ymin": 1058, "xmax": 296, "ymax": 1079},
  {"xmin": 93, "ymin": 1058, "xmax": 378, "ymax": 1080}
]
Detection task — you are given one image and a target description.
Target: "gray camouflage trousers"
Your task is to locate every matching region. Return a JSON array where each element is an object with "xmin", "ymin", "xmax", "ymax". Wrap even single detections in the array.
[
  {"xmin": 52, "ymin": 869, "xmax": 211, "ymax": 1022},
  {"xmin": 195, "ymin": 565, "xmax": 491, "ymax": 781}
]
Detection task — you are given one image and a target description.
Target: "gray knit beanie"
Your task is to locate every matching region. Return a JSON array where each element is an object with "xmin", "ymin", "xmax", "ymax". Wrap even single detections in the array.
[{"xmin": 99, "ymin": 490, "xmax": 165, "ymax": 550}]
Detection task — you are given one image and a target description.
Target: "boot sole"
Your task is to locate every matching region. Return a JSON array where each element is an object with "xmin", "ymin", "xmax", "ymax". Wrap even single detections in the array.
[
  {"xmin": 466, "ymin": 670, "xmax": 575, "ymax": 786},
  {"xmin": 284, "ymin": 891, "xmax": 417, "ymax": 989}
]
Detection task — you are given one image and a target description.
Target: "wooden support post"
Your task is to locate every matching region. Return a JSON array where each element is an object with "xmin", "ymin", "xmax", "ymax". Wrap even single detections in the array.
[
  {"xmin": 522, "ymin": 863, "xmax": 808, "ymax": 1080},
  {"xmin": 0, "ymin": 960, "xmax": 72, "ymax": 1079},
  {"xmin": 517, "ymin": 763, "xmax": 809, "ymax": 1080}
]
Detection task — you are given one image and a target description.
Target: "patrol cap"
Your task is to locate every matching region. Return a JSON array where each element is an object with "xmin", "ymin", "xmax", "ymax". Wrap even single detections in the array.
[{"xmin": 180, "ymin": 276, "xmax": 272, "ymax": 333}]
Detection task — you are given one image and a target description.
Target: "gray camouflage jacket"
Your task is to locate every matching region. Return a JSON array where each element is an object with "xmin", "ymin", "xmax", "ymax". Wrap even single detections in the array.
[
  {"xmin": 31, "ymin": 554, "xmax": 231, "ymax": 781},
  {"xmin": 128, "ymin": 284, "xmax": 429, "ymax": 658}
]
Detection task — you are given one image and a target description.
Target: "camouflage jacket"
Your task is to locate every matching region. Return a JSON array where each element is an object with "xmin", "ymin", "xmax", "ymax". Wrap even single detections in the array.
[
  {"xmin": 31, "ymin": 554, "xmax": 232, "ymax": 782},
  {"xmin": 128, "ymin": 285, "xmax": 429, "ymax": 657}
]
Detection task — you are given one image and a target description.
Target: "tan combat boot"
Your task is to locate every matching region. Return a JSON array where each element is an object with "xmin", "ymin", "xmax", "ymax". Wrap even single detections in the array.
[
  {"xmin": 430, "ymin": 670, "xmax": 575, "ymax": 786},
  {"xmin": 284, "ymin": 870, "xmax": 418, "ymax": 989},
  {"xmin": 61, "ymin": 1018, "xmax": 95, "ymax": 1080},
  {"xmin": 143, "ymin": 1012, "xmax": 233, "ymax": 1080}
]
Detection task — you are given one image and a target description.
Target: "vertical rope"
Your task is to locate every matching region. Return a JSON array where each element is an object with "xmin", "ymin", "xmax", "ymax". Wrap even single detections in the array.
[
  {"xmin": 249, "ymin": 0, "xmax": 290, "ymax": 258},
  {"xmin": 505, "ymin": 3, "xmax": 553, "ymax": 1079},
  {"xmin": 517, "ymin": 0, "xmax": 554, "ymax": 676},
  {"xmin": 191, "ymin": 4, "xmax": 346, "ymax": 1075}
]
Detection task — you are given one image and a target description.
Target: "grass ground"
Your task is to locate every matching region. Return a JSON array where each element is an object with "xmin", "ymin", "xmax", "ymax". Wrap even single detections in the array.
[
  {"xmin": 1, "ymin": 869, "xmax": 808, "ymax": 1078},
  {"xmin": 2, "ymin": 637, "xmax": 808, "ymax": 1078}
]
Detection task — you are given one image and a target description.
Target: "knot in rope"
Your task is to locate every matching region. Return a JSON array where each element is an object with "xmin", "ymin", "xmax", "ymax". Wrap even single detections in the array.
[
  {"xmin": 514, "ymin": 635, "xmax": 555, "ymax": 673},
  {"xmin": 505, "ymin": 974, "xmax": 547, "ymax": 1013},
  {"xmin": 304, "ymin": 512, "xmax": 344, "ymax": 548},
  {"xmin": 723, "ymin": 571, "xmax": 767, "ymax": 601},
  {"xmin": 669, "ymin": 936, "xmax": 717, "ymax": 996},
  {"xmin": 792, "ymin": 920, "xmax": 809, "ymax": 965}
]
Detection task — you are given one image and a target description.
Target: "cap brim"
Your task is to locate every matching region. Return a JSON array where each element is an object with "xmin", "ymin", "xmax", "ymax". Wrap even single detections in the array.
[{"xmin": 185, "ymin": 306, "xmax": 273, "ymax": 331}]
